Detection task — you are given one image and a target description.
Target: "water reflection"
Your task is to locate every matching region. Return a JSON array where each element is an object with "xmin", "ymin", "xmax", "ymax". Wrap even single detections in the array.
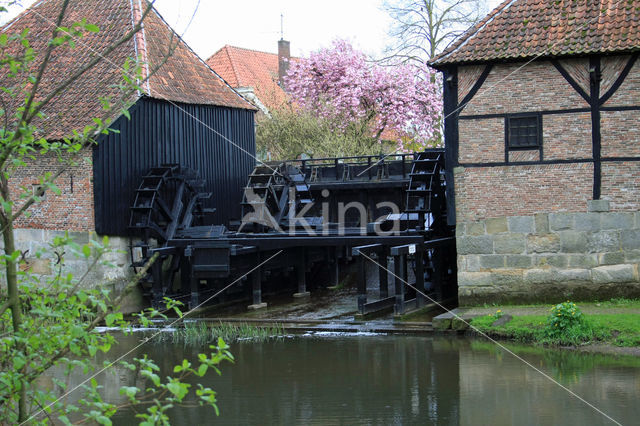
[{"xmin": 81, "ymin": 333, "xmax": 639, "ymax": 425}]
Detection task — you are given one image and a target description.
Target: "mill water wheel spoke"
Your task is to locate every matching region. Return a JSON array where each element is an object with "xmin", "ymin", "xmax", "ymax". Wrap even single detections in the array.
[{"xmin": 128, "ymin": 165, "xmax": 211, "ymax": 305}]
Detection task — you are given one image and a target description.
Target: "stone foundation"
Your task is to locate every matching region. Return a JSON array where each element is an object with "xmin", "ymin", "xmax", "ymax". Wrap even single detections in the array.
[
  {"xmin": 8, "ymin": 229, "xmax": 145, "ymax": 314},
  {"xmin": 456, "ymin": 201, "xmax": 640, "ymax": 305}
]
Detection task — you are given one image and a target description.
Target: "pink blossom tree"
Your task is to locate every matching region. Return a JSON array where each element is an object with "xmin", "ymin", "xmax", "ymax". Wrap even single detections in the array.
[{"xmin": 285, "ymin": 39, "xmax": 442, "ymax": 152}]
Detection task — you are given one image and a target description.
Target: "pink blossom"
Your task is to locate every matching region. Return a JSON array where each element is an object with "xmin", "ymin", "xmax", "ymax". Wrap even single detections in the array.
[{"xmin": 285, "ymin": 40, "xmax": 442, "ymax": 151}]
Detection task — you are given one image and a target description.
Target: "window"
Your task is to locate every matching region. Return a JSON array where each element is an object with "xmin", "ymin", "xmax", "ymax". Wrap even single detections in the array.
[{"xmin": 508, "ymin": 115, "xmax": 540, "ymax": 149}]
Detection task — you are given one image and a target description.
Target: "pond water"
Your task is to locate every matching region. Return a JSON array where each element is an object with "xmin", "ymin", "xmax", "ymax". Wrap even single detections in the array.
[{"xmin": 79, "ymin": 332, "xmax": 638, "ymax": 425}]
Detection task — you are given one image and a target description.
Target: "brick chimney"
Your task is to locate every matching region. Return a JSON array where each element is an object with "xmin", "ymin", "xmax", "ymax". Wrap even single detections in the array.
[{"xmin": 278, "ymin": 39, "xmax": 290, "ymax": 89}]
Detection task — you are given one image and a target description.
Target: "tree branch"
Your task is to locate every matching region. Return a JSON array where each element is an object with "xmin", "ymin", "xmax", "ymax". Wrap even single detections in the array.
[
  {"xmin": 20, "ymin": 0, "xmax": 71, "ymax": 127},
  {"xmin": 0, "ymin": 299, "xmax": 11, "ymax": 317}
]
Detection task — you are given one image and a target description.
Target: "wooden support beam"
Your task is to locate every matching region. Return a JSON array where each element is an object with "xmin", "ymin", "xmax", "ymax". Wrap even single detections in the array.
[
  {"xmin": 394, "ymin": 254, "xmax": 406, "ymax": 315},
  {"xmin": 251, "ymin": 255, "xmax": 262, "ymax": 306},
  {"xmin": 151, "ymin": 260, "xmax": 163, "ymax": 309},
  {"xmin": 329, "ymin": 249, "xmax": 339, "ymax": 287},
  {"xmin": 357, "ymin": 254, "xmax": 367, "ymax": 314},
  {"xmin": 179, "ymin": 255, "xmax": 190, "ymax": 298},
  {"xmin": 293, "ymin": 249, "xmax": 310, "ymax": 298},
  {"xmin": 248, "ymin": 253, "xmax": 267, "ymax": 310},
  {"xmin": 433, "ymin": 248, "xmax": 443, "ymax": 301},
  {"xmin": 415, "ymin": 245, "xmax": 426, "ymax": 308},
  {"xmin": 360, "ymin": 296, "xmax": 396, "ymax": 315},
  {"xmin": 189, "ymin": 269, "xmax": 200, "ymax": 309},
  {"xmin": 379, "ymin": 246, "xmax": 389, "ymax": 299}
]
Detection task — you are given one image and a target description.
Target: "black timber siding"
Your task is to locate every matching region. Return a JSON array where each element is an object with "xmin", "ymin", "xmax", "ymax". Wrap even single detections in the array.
[{"xmin": 93, "ymin": 97, "xmax": 256, "ymax": 236}]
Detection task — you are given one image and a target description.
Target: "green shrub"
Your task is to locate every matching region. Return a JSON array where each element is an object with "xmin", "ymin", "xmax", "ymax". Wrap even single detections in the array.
[{"xmin": 545, "ymin": 301, "xmax": 583, "ymax": 338}]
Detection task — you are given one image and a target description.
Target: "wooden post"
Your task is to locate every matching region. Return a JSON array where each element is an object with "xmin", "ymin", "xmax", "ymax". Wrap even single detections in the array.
[
  {"xmin": 415, "ymin": 245, "xmax": 426, "ymax": 307},
  {"xmin": 179, "ymin": 255, "xmax": 190, "ymax": 298},
  {"xmin": 379, "ymin": 247, "xmax": 389, "ymax": 299},
  {"xmin": 248, "ymin": 254, "xmax": 267, "ymax": 310},
  {"xmin": 293, "ymin": 249, "xmax": 310, "ymax": 298},
  {"xmin": 189, "ymin": 267, "xmax": 199, "ymax": 310},
  {"xmin": 433, "ymin": 248, "xmax": 443, "ymax": 301},
  {"xmin": 151, "ymin": 259, "xmax": 163, "ymax": 309},
  {"xmin": 329, "ymin": 249, "xmax": 339, "ymax": 288},
  {"xmin": 357, "ymin": 254, "xmax": 367, "ymax": 314},
  {"xmin": 394, "ymin": 254, "xmax": 405, "ymax": 315}
]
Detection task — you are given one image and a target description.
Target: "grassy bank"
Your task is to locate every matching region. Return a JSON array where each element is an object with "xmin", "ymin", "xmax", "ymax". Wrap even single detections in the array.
[
  {"xmin": 469, "ymin": 299, "xmax": 640, "ymax": 348},
  {"xmin": 156, "ymin": 321, "xmax": 286, "ymax": 345}
]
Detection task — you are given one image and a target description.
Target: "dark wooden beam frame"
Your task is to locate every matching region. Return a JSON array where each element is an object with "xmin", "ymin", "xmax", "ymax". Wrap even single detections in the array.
[
  {"xmin": 552, "ymin": 54, "xmax": 639, "ymax": 200},
  {"xmin": 599, "ymin": 53, "xmax": 639, "ymax": 106},
  {"xmin": 458, "ymin": 64, "xmax": 493, "ymax": 113}
]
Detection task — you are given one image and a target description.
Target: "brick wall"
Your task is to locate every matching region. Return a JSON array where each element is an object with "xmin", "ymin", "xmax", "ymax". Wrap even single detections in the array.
[
  {"xmin": 10, "ymin": 152, "xmax": 95, "ymax": 231},
  {"xmin": 602, "ymin": 162, "xmax": 640, "ymax": 211},
  {"xmin": 603, "ymin": 56, "xmax": 640, "ymax": 106},
  {"xmin": 456, "ymin": 57, "xmax": 640, "ymax": 221},
  {"xmin": 457, "ymin": 64, "xmax": 484, "ymax": 102},
  {"xmin": 601, "ymin": 55, "xmax": 631, "ymax": 94},
  {"xmin": 543, "ymin": 113, "xmax": 592, "ymax": 160},
  {"xmin": 460, "ymin": 60, "xmax": 589, "ymax": 116},
  {"xmin": 454, "ymin": 164, "xmax": 592, "ymax": 222},
  {"xmin": 601, "ymin": 110, "xmax": 640, "ymax": 157},
  {"xmin": 557, "ymin": 57, "xmax": 589, "ymax": 94},
  {"xmin": 458, "ymin": 118, "xmax": 504, "ymax": 163}
]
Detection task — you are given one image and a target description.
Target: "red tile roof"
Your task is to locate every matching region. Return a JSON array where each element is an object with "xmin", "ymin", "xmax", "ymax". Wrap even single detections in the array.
[
  {"xmin": 431, "ymin": 0, "xmax": 640, "ymax": 67},
  {"xmin": 0, "ymin": 0, "xmax": 253, "ymax": 140},
  {"xmin": 206, "ymin": 45, "xmax": 290, "ymax": 111}
]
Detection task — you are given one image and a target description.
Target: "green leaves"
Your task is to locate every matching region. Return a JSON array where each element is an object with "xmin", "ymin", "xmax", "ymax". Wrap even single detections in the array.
[
  {"xmin": 196, "ymin": 385, "xmax": 219, "ymax": 414},
  {"xmin": 173, "ymin": 359, "xmax": 191, "ymax": 373},
  {"xmin": 140, "ymin": 369, "xmax": 161, "ymax": 387},
  {"xmin": 166, "ymin": 378, "xmax": 190, "ymax": 401},
  {"xmin": 104, "ymin": 312, "xmax": 122, "ymax": 327},
  {"xmin": 85, "ymin": 23, "xmax": 100, "ymax": 33},
  {"xmin": 119, "ymin": 386, "xmax": 140, "ymax": 403}
]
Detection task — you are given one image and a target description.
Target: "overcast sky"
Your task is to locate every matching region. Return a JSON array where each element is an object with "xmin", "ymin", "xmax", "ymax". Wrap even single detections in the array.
[{"xmin": 2, "ymin": 0, "xmax": 503, "ymax": 60}]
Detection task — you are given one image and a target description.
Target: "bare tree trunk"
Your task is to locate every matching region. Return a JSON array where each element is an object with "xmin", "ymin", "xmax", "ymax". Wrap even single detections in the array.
[
  {"xmin": 382, "ymin": 0, "xmax": 488, "ymax": 64},
  {"xmin": 0, "ymin": 176, "xmax": 25, "ymax": 421}
]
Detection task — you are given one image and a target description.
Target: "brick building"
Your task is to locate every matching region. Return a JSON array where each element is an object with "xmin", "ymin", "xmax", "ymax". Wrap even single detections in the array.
[
  {"xmin": 1, "ymin": 0, "xmax": 255, "ymax": 306},
  {"xmin": 206, "ymin": 41, "xmax": 293, "ymax": 116},
  {"xmin": 430, "ymin": 0, "xmax": 640, "ymax": 304}
]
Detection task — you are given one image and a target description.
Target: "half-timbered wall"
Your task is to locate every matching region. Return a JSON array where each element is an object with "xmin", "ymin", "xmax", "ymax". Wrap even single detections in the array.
[{"xmin": 449, "ymin": 55, "xmax": 640, "ymax": 304}]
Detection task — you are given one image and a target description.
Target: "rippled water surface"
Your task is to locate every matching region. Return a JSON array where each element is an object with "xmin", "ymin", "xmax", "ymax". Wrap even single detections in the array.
[{"xmin": 95, "ymin": 332, "xmax": 639, "ymax": 425}]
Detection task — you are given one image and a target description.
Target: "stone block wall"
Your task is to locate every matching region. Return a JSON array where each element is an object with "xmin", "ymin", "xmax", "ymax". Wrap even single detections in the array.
[
  {"xmin": 456, "ymin": 201, "xmax": 640, "ymax": 305},
  {"xmin": 9, "ymin": 229, "xmax": 144, "ymax": 313}
]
